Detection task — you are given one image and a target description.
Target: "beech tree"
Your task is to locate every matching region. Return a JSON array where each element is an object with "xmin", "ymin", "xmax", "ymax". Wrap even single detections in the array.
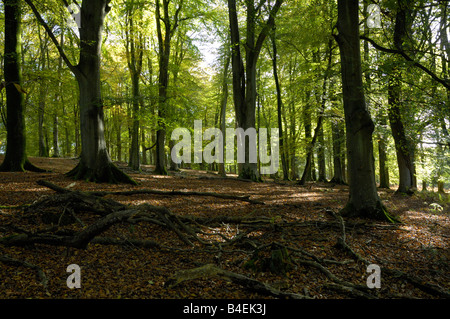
[
  {"xmin": 334, "ymin": 0, "xmax": 394, "ymax": 221},
  {"xmin": 227, "ymin": 0, "xmax": 283, "ymax": 181},
  {"xmin": 0, "ymin": 0, "xmax": 43, "ymax": 172},
  {"xmin": 122, "ymin": 0, "xmax": 145, "ymax": 172},
  {"xmin": 25, "ymin": 0, "xmax": 135, "ymax": 184},
  {"xmin": 387, "ymin": 0, "xmax": 417, "ymax": 194},
  {"xmin": 153, "ymin": 0, "xmax": 185, "ymax": 175}
]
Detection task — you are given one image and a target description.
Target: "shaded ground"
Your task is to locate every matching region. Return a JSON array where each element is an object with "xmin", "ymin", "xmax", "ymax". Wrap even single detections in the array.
[{"xmin": 0, "ymin": 157, "xmax": 449, "ymax": 299}]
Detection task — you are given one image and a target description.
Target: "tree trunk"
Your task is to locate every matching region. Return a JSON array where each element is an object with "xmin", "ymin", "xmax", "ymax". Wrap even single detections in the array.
[
  {"xmin": 335, "ymin": 0, "xmax": 394, "ymax": 221},
  {"xmin": 65, "ymin": 0, "xmax": 135, "ymax": 184},
  {"xmin": 228, "ymin": 0, "xmax": 283, "ymax": 181},
  {"xmin": 37, "ymin": 27, "xmax": 49, "ymax": 157},
  {"xmin": 302, "ymin": 91, "xmax": 313, "ymax": 182},
  {"xmin": 218, "ymin": 50, "xmax": 230, "ymax": 177},
  {"xmin": 52, "ymin": 113, "xmax": 60, "ymax": 157},
  {"xmin": 129, "ymin": 71, "xmax": 141, "ymax": 171},
  {"xmin": 125, "ymin": 5, "xmax": 143, "ymax": 172},
  {"xmin": 38, "ymin": 90, "xmax": 48, "ymax": 157},
  {"xmin": 378, "ymin": 134, "xmax": 390, "ymax": 189},
  {"xmin": 153, "ymin": 0, "xmax": 183, "ymax": 175},
  {"xmin": 388, "ymin": 0, "xmax": 416, "ymax": 194},
  {"xmin": 330, "ymin": 119, "xmax": 345, "ymax": 184},
  {"xmin": 317, "ymin": 125, "xmax": 326, "ymax": 182},
  {"xmin": 299, "ymin": 40, "xmax": 333, "ymax": 185},
  {"xmin": 271, "ymin": 28, "xmax": 289, "ymax": 180},
  {"xmin": 0, "ymin": 0, "xmax": 43, "ymax": 172}
]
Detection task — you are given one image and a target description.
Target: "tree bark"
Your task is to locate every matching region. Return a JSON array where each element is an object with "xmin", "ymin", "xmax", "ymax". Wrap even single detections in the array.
[
  {"xmin": 0, "ymin": 0, "xmax": 44, "ymax": 172},
  {"xmin": 330, "ymin": 119, "xmax": 345, "ymax": 184},
  {"xmin": 65, "ymin": 1, "xmax": 135, "ymax": 184},
  {"xmin": 228, "ymin": 0, "xmax": 283, "ymax": 181},
  {"xmin": 299, "ymin": 40, "xmax": 333, "ymax": 185},
  {"xmin": 25, "ymin": 0, "xmax": 135, "ymax": 183},
  {"xmin": 153, "ymin": 0, "xmax": 183, "ymax": 175},
  {"xmin": 388, "ymin": 0, "xmax": 416, "ymax": 194},
  {"xmin": 124, "ymin": 2, "xmax": 143, "ymax": 171},
  {"xmin": 271, "ymin": 27, "xmax": 289, "ymax": 180},
  {"xmin": 334, "ymin": 0, "xmax": 395, "ymax": 221},
  {"xmin": 218, "ymin": 50, "xmax": 230, "ymax": 177}
]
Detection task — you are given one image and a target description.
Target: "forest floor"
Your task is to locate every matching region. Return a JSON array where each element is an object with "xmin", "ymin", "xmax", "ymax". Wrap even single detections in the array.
[{"xmin": 0, "ymin": 156, "xmax": 449, "ymax": 300}]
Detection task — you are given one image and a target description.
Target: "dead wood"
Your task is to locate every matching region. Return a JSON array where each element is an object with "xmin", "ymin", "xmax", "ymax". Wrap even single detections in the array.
[
  {"xmin": 37, "ymin": 179, "xmax": 264, "ymax": 204},
  {"xmin": 1, "ymin": 208, "xmax": 142, "ymax": 249},
  {"xmin": 165, "ymin": 263, "xmax": 309, "ymax": 299},
  {"xmin": 1, "ymin": 203, "xmax": 205, "ymax": 249},
  {"xmin": 89, "ymin": 188, "xmax": 265, "ymax": 205}
]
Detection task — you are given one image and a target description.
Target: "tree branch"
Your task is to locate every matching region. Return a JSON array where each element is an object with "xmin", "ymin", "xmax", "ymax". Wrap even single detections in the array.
[
  {"xmin": 360, "ymin": 35, "xmax": 450, "ymax": 90},
  {"xmin": 24, "ymin": 0, "xmax": 79, "ymax": 75},
  {"xmin": 254, "ymin": 0, "xmax": 284, "ymax": 56}
]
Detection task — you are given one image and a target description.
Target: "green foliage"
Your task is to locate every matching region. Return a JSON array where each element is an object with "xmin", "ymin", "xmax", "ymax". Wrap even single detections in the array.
[{"xmin": 0, "ymin": 0, "xmax": 446, "ymax": 195}]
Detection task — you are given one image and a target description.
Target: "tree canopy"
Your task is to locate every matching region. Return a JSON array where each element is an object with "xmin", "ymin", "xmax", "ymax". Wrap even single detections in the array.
[{"xmin": 0, "ymin": 0, "xmax": 448, "ymax": 206}]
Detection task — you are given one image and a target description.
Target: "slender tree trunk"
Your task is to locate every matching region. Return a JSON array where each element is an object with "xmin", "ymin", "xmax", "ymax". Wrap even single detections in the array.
[
  {"xmin": 129, "ymin": 71, "xmax": 141, "ymax": 171},
  {"xmin": 0, "ymin": 0, "xmax": 43, "ymax": 172},
  {"xmin": 378, "ymin": 133, "xmax": 390, "ymax": 188},
  {"xmin": 330, "ymin": 119, "xmax": 345, "ymax": 184},
  {"xmin": 153, "ymin": 0, "xmax": 183, "ymax": 175},
  {"xmin": 52, "ymin": 113, "xmax": 60, "ymax": 157},
  {"xmin": 288, "ymin": 60, "xmax": 299, "ymax": 180},
  {"xmin": 125, "ymin": 5, "xmax": 143, "ymax": 172},
  {"xmin": 335, "ymin": 0, "xmax": 394, "ymax": 221},
  {"xmin": 302, "ymin": 91, "xmax": 313, "ymax": 182},
  {"xmin": 299, "ymin": 40, "xmax": 333, "ymax": 185},
  {"xmin": 317, "ymin": 124, "xmax": 326, "ymax": 182},
  {"xmin": 218, "ymin": 50, "xmax": 230, "ymax": 177},
  {"xmin": 116, "ymin": 107, "xmax": 122, "ymax": 162},
  {"xmin": 37, "ymin": 28, "xmax": 49, "ymax": 157},
  {"xmin": 38, "ymin": 90, "xmax": 48, "ymax": 157},
  {"xmin": 271, "ymin": 28, "xmax": 288, "ymax": 180}
]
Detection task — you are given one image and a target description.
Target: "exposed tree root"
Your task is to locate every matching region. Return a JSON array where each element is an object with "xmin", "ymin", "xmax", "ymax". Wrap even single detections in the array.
[
  {"xmin": 1, "ymin": 180, "xmax": 448, "ymax": 299},
  {"xmin": 329, "ymin": 209, "xmax": 450, "ymax": 298},
  {"xmin": 340, "ymin": 200, "xmax": 401, "ymax": 223},
  {"xmin": 66, "ymin": 161, "xmax": 137, "ymax": 185},
  {"xmin": 165, "ymin": 263, "xmax": 309, "ymax": 299},
  {"xmin": 0, "ymin": 158, "xmax": 47, "ymax": 173}
]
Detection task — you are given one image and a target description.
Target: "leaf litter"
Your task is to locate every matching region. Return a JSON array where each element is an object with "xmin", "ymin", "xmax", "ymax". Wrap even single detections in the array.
[{"xmin": 0, "ymin": 157, "xmax": 448, "ymax": 299}]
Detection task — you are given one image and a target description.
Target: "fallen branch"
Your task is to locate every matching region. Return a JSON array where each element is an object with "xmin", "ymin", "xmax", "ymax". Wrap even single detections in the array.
[
  {"xmin": 37, "ymin": 179, "xmax": 264, "ymax": 205},
  {"xmin": 0, "ymin": 208, "xmax": 143, "ymax": 249},
  {"xmin": 1, "ymin": 203, "xmax": 205, "ymax": 249},
  {"xmin": 89, "ymin": 188, "xmax": 265, "ymax": 205},
  {"xmin": 165, "ymin": 263, "xmax": 309, "ymax": 299}
]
